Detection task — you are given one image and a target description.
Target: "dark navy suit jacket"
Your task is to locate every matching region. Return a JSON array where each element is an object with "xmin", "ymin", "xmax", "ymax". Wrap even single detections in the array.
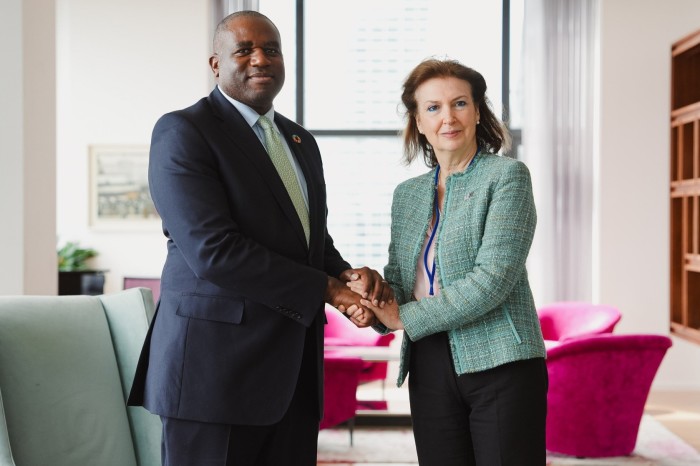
[{"xmin": 127, "ymin": 87, "xmax": 350, "ymax": 425}]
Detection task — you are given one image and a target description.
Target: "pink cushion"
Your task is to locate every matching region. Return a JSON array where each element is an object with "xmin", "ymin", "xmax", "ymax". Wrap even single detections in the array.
[{"xmin": 538, "ymin": 302, "xmax": 621, "ymax": 341}]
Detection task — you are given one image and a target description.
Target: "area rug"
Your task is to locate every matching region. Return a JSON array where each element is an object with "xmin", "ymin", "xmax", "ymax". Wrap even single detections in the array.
[{"xmin": 317, "ymin": 415, "xmax": 700, "ymax": 465}]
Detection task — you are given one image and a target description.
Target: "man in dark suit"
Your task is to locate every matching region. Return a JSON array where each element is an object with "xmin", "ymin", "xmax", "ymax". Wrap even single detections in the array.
[{"xmin": 128, "ymin": 10, "xmax": 389, "ymax": 466}]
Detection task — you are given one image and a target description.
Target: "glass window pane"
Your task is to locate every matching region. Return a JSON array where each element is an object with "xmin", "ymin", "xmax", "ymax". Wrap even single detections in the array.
[
  {"xmin": 304, "ymin": 0, "xmax": 502, "ymax": 130},
  {"xmin": 320, "ymin": 136, "xmax": 427, "ymax": 271}
]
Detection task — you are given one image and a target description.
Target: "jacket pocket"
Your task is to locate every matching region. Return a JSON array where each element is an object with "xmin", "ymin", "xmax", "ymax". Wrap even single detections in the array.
[
  {"xmin": 175, "ymin": 293, "xmax": 244, "ymax": 324},
  {"xmin": 503, "ymin": 305, "xmax": 523, "ymax": 344}
]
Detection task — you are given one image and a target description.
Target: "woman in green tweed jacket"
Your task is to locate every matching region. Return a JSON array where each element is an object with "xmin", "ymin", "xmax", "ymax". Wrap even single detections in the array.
[{"xmin": 357, "ymin": 59, "xmax": 547, "ymax": 466}]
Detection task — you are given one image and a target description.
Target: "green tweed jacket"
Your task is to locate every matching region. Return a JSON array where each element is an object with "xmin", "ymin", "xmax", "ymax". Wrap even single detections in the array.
[{"xmin": 384, "ymin": 152, "xmax": 546, "ymax": 387}]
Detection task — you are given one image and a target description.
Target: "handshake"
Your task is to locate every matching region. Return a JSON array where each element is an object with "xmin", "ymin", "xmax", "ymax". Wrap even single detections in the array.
[{"xmin": 324, "ymin": 267, "xmax": 403, "ymax": 331}]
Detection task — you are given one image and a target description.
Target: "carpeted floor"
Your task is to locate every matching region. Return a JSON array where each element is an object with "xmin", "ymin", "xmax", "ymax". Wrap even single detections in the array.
[{"xmin": 317, "ymin": 415, "xmax": 700, "ymax": 465}]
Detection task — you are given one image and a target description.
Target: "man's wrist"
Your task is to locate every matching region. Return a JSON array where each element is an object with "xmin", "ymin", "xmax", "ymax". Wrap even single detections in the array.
[
  {"xmin": 338, "ymin": 268, "xmax": 355, "ymax": 283},
  {"xmin": 324, "ymin": 275, "xmax": 343, "ymax": 302}
]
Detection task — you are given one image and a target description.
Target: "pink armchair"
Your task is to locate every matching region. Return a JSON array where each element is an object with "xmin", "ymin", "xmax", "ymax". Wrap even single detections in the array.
[
  {"xmin": 545, "ymin": 334, "xmax": 672, "ymax": 458},
  {"xmin": 538, "ymin": 302, "xmax": 621, "ymax": 344},
  {"xmin": 324, "ymin": 305, "xmax": 395, "ymax": 392},
  {"xmin": 321, "ymin": 353, "xmax": 363, "ymax": 445}
]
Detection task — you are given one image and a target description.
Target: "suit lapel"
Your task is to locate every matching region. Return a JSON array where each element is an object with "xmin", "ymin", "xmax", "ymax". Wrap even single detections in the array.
[{"xmin": 207, "ymin": 89, "xmax": 309, "ymax": 250}]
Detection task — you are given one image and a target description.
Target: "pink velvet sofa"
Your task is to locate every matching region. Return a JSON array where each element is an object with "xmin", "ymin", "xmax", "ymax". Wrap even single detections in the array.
[
  {"xmin": 545, "ymin": 333, "xmax": 672, "ymax": 458},
  {"xmin": 324, "ymin": 305, "xmax": 395, "ymax": 391}
]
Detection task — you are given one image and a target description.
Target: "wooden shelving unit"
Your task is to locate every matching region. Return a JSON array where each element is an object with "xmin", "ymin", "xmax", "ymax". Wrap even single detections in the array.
[{"xmin": 670, "ymin": 29, "xmax": 700, "ymax": 343}]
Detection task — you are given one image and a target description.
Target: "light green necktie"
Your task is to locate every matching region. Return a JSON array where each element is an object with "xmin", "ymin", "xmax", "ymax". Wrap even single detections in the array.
[{"xmin": 258, "ymin": 115, "xmax": 310, "ymax": 244}]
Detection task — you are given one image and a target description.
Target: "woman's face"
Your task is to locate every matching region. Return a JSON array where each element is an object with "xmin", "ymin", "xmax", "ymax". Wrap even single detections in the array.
[{"xmin": 414, "ymin": 76, "xmax": 480, "ymax": 159}]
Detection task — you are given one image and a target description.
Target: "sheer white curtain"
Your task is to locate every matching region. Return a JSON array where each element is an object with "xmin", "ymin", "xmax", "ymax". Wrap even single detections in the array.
[
  {"xmin": 522, "ymin": 0, "xmax": 599, "ymax": 306},
  {"xmin": 226, "ymin": 0, "xmax": 259, "ymax": 12}
]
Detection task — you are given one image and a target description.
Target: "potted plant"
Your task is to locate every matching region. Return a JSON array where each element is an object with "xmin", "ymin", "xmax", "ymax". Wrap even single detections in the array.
[{"xmin": 57, "ymin": 241, "xmax": 105, "ymax": 295}]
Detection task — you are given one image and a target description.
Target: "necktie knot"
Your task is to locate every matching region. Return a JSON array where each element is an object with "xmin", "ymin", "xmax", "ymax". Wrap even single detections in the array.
[{"xmin": 258, "ymin": 115, "xmax": 273, "ymax": 131}]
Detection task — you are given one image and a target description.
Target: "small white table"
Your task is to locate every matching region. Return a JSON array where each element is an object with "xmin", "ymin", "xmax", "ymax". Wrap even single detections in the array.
[{"xmin": 324, "ymin": 345, "xmax": 400, "ymax": 362}]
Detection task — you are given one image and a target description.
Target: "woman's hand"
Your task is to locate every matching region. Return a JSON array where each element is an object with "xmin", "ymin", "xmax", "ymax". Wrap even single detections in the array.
[
  {"xmin": 343, "ymin": 304, "xmax": 379, "ymax": 328},
  {"xmin": 341, "ymin": 267, "xmax": 394, "ymax": 308},
  {"xmin": 360, "ymin": 298, "xmax": 403, "ymax": 330}
]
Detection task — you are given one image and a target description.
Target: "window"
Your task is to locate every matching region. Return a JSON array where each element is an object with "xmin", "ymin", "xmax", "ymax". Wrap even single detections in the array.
[{"xmin": 217, "ymin": 1, "xmax": 516, "ymax": 271}]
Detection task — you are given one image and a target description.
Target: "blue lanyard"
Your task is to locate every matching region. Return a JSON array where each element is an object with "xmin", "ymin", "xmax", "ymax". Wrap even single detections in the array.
[
  {"xmin": 424, "ymin": 149, "xmax": 478, "ymax": 296},
  {"xmin": 423, "ymin": 167, "xmax": 441, "ymax": 296}
]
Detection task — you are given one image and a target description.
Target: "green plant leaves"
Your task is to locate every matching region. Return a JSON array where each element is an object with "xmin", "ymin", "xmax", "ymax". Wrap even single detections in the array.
[{"xmin": 57, "ymin": 241, "xmax": 98, "ymax": 271}]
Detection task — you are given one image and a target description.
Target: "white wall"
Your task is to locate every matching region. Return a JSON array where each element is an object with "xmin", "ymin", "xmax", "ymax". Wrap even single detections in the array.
[
  {"xmin": 0, "ymin": 0, "xmax": 57, "ymax": 295},
  {"xmin": 56, "ymin": 0, "xmax": 211, "ymax": 292},
  {"xmin": 597, "ymin": 0, "xmax": 700, "ymax": 388}
]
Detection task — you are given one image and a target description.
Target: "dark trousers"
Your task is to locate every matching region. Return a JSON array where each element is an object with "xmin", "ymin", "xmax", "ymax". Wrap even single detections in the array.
[
  {"xmin": 160, "ymin": 329, "xmax": 320, "ymax": 466},
  {"xmin": 408, "ymin": 332, "xmax": 548, "ymax": 466}
]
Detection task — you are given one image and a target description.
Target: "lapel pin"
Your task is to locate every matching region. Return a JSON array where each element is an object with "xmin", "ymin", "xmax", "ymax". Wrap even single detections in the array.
[{"xmin": 292, "ymin": 135, "xmax": 302, "ymax": 144}]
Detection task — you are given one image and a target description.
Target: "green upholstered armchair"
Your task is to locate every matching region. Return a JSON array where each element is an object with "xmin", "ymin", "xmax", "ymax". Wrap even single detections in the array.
[{"xmin": 0, "ymin": 288, "xmax": 161, "ymax": 466}]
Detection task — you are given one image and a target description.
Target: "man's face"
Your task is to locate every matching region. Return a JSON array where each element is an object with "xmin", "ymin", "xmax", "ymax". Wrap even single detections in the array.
[{"xmin": 209, "ymin": 16, "xmax": 285, "ymax": 114}]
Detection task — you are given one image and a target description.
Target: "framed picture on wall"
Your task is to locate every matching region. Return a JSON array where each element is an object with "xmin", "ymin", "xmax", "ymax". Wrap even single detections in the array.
[{"xmin": 89, "ymin": 145, "xmax": 160, "ymax": 230}]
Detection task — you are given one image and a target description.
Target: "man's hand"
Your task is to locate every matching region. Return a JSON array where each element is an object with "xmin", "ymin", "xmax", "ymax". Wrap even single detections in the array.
[
  {"xmin": 324, "ymin": 276, "xmax": 376, "ymax": 328},
  {"xmin": 340, "ymin": 267, "xmax": 394, "ymax": 308}
]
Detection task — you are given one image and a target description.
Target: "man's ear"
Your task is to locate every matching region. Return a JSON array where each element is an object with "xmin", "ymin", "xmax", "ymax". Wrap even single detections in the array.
[{"xmin": 209, "ymin": 55, "xmax": 219, "ymax": 77}]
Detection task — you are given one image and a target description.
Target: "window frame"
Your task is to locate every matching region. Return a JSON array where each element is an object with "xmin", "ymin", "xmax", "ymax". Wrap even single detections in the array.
[{"xmin": 293, "ymin": 0, "xmax": 520, "ymax": 156}]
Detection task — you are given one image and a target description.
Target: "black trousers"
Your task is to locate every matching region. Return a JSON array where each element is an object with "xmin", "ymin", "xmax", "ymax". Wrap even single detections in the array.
[
  {"xmin": 160, "ymin": 328, "xmax": 320, "ymax": 466},
  {"xmin": 408, "ymin": 332, "xmax": 548, "ymax": 466}
]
